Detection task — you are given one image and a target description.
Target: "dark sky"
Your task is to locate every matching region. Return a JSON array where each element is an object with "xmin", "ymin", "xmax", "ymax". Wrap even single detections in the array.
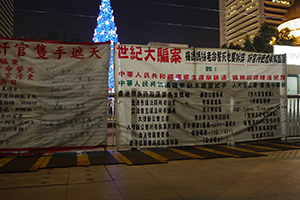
[{"xmin": 13, "ymin": 0, "xmax": 219, "ymax": 48}]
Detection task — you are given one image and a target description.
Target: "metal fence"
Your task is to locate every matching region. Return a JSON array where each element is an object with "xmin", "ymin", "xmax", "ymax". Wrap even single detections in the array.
[{"xmin": 287, "ymin": 95, "xmax": 300, "ymax": 137}]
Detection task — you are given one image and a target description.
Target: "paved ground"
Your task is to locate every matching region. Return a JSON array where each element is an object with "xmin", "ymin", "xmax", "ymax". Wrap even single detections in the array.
[{"xmin": 1, "ymin": 148, "xmax": 300, "ymax": 200}]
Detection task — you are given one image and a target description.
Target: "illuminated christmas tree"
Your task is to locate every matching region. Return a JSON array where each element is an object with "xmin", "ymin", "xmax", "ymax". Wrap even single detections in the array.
[{"xmin": 93, "ymin": 0, "xmax": 118, "ymax": 93}]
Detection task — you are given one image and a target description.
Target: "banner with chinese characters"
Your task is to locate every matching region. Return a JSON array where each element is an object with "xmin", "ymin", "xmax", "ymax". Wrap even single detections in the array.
[
  {"xmin": 0, "ymin": 38, "xmax": 110, "ymax": 149},
  {"xmin": 115, "ymin": 45, "xmax": 287, "ymax": 148}
]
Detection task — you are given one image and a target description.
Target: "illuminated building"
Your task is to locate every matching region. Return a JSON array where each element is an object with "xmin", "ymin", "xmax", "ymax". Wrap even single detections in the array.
[
  {"xmin": 219, "ymin": 0, "xmax": 294, "ymax": 47},
  {"xmin": 275, "ymin": 0, "xmax": 300, "ymax": 94},
  {"xmin": 277, "ymin": 0, "xmax": 300, "ymax": 45},
  {"xmin": 0, "ymin": 0, "xmax": 14, "ymax": 38}
]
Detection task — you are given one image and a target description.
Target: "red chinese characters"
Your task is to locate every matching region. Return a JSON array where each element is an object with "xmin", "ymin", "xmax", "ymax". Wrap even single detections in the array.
[
  {"xmin": 0, "ymin": 41, "xmax": 105, "ymax": 60},
  {"xmin": 0, "ymin": 42, "xmax": 10, "ymax": 56},
  {"xmin": 117, "ymin": 45, "xmax": 182, "ymax": 64},
  {"xmin": 231, "ymin": 75, "xmax": 286, "ymax": 81},
  {"xmin": 118, "ymin": 70, "xmax": 228, "ymax": 81},
  {"xmin": 71, "ymin": 47, "xmax": 85, "ymax": 59},
  {"xmin": 0, "ymin": 58, "xmax": 35, "ymax": 85},
  {"xmin": 118, "ymin": 70, "xmax": 285, "ymax": 82},
  {"xmin": 157, "ymin": 48, "xmax": 169, "ymax": 63},
  {"xmin": 144, "ymin": 47, "xmax": 156, "ymax": 62},
  {"xmin": 34, "ymin": 44, "xmax": 48, "ymax": 59},
  {"xmin": 15, "ymin": 42, "xmax": 29, "ymax": 57},
  {"xmin": 27, "ymin": 67, "xmax": 35, "ymax": 81},
  {"xmin": 53, "ymin": 46, "xmax": 67, "ymax": 60},
  {"xmin": 5, "ymin": 65, "xmax": 13, "ymax": 79}
]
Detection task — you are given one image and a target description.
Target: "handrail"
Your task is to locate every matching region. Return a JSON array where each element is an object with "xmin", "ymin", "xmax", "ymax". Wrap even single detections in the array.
[{"xmin": 287, "ymin": 95, "xmax": 300, "ymax": 138}]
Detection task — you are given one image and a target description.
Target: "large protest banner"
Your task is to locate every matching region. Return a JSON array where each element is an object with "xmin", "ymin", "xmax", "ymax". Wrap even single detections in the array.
[
  {"xmin": 0, "ymin": 38, "xmax": 110, "ymax": 149},
  {"xmin": 115, "ymin": 45, "xmax": 287, "ymax": 148}
]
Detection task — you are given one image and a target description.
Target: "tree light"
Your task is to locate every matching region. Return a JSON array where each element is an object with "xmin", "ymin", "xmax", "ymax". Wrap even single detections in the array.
[{"xmin": 93, "ymin": 0, "xmax": 118, "ymax": 93}]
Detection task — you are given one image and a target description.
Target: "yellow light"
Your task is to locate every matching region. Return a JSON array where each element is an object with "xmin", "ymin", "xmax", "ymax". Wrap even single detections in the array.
[
  {"xmin": 269, "ymin": 36, "xmax": 276, "ymax": 45},
  {"xmin": 278, "ymin": 18, "xmax": 300, "ymax": 38}
]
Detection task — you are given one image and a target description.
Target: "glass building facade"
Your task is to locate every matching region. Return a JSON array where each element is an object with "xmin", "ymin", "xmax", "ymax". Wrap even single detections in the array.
[{"xmin": 219, "ymin": 0, "xmax": 294, "ymax": 46}]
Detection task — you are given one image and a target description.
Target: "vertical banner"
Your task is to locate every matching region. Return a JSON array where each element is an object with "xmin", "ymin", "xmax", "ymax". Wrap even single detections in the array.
[
  {"xmin": 0, "ymin": 38, "xmax": 110, "ymax": 149},
  {"xmin": 115, "ymin": 45, "xmax": 287, "ymax": 148}
]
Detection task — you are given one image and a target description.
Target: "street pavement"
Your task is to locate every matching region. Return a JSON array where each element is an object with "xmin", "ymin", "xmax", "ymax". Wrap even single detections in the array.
[{"xmin": 1, "ymin": 148, "xmax": 300, "ymax": 199}]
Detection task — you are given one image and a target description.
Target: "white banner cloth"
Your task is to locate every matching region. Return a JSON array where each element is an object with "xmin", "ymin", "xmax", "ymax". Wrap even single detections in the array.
[
  {"xmin": 0, "ymin": 38, "xmax": 110, "ymax": 149},
  {"xmin": 115, "ymin": 45, "xmax": 287, "ymax": 148}
]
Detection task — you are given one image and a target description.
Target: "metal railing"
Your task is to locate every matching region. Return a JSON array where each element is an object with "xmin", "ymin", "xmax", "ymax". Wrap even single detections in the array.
[
  {"xmin": 107, "ymin": 95, "xmax": 116, "ymax": 146},
  {"xmin": 287, "ymin": 95, "xmax": 300, "ymax": 137}
]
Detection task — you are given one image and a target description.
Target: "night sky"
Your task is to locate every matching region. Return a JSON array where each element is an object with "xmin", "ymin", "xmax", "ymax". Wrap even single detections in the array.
[{"xmin": 13, "ymin": 0, "xmax": 219, "ymax": 48}]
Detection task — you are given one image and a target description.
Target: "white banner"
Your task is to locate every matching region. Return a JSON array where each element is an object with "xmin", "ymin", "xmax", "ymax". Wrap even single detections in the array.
[
  {"xmin": 0, "ymin": 38, "xmax": 110, "ymax": 149},
  {"xmin": 115, "ymin": 45, "xmax": 287, "ymax": 148}
]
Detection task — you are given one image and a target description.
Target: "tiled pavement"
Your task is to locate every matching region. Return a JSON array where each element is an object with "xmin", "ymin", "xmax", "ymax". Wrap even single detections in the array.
[{"xmin": 2, "ymin": 148, "xmax": 300, "ymax": 199}]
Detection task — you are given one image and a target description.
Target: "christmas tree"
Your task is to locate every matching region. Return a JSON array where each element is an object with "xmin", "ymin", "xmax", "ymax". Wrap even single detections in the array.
[{"xmin": 93, "ymin": 0, "xmax": 118, "ymax": 93}]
